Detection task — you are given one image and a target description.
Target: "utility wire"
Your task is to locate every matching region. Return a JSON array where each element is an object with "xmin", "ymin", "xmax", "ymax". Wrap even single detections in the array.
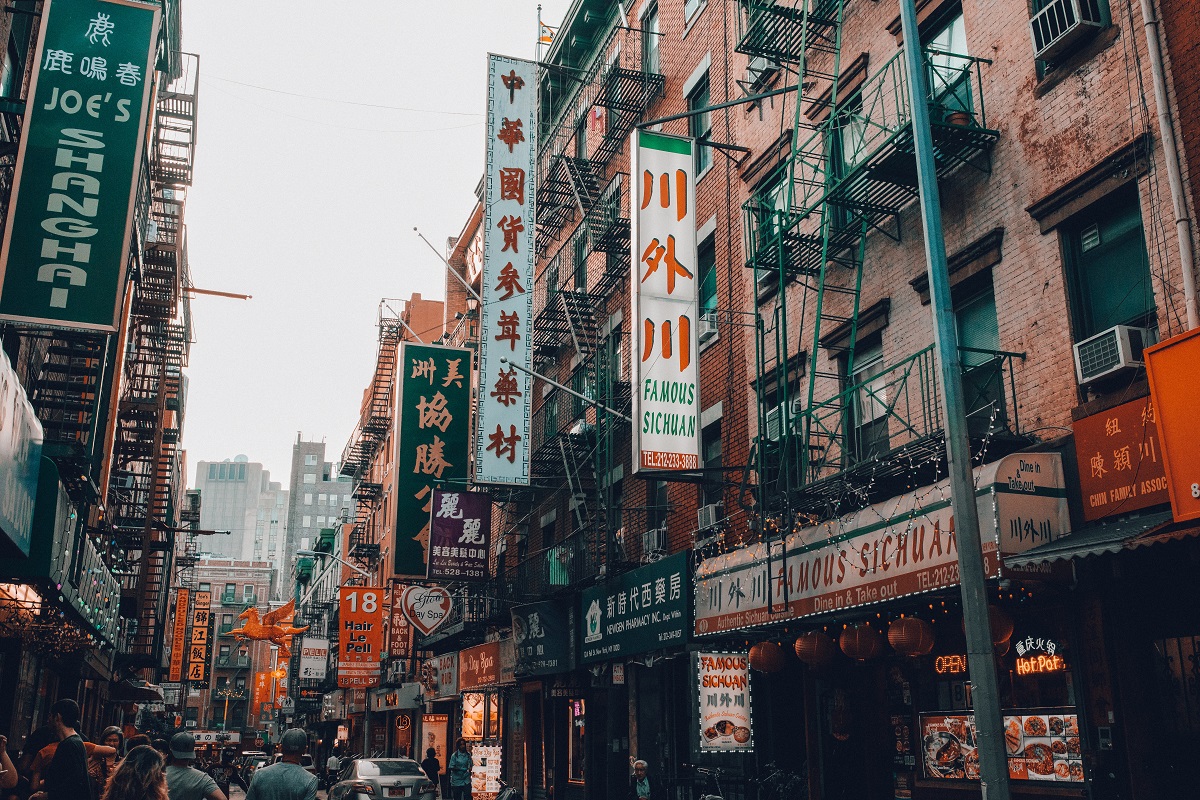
[{"xmin": 203, "ymin": 74, "xmax": 484, "ymax": 117}]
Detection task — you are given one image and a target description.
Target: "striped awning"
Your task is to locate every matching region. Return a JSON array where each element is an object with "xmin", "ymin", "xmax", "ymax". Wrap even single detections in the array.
[{"xmin": 1004, "ymin": 510, "xmax": 1199, "ymax": 567}]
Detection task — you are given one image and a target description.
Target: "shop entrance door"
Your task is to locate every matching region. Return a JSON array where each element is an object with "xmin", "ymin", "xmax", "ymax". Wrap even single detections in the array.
[
  {"xmin": 1147, "ymin": 634, "xmax": 1200, "ymax": 799},
  {"xmin": 524, "ymin": 688, "xmax": 546, "ymax": 800}
]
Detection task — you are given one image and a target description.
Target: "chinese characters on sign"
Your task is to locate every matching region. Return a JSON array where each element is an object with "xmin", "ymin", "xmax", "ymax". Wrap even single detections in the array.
[
  {"xmin": 388, "ymin": 582, "xmax": 414, "ymax": 660},
  {"xmin": 0, "ymin": 0, "xmax": 161, "ymax": 331},
  {"xmin": 476, "ymin": 55, "xmax": 536, "ymax": 486},
  {"xmin": 697, "ymin": 652, "xmax": 754, "ymax": 752},
  {"xmin": 512, "ymin": 601, "xmax": 573, "ymax": 676},
  {"xmin": 1072, "ymin": 397, "xmax": 1168, "ymax": 521},
  {"xmin": 428, "ymin": 489, "xmax": 492, "ymax": 582},
  {"xmin": 186, "ymin": 590, "xmax": 211, "ymax": 686},
  {"xmin": 394, "ymin": 343, "xmax": 472, "ymax": 576},
  {"xmin": 631, "ymin": 130, "xmax": 701, "ymax": 472},
  {"xmin": 581, "ymin": 551, "xmax": 688, "ymax": 663},
  {"xmin": 298, "ymin": 637, "xmax": 329, "ymax": 681},
  {"xmin": 338, "ymin": 587, "xmax": 384, "ymax": 688},
  {"xmin": 168, "ymin": 589, "xmax": 190, "ymax": 683}
]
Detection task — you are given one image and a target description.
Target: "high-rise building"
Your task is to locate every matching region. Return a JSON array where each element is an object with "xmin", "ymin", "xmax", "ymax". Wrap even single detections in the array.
[
  {"xmin": 193, "ymin": 456, "xmax": 289, "ymax": 572},
  {"xmin": 285, "ymin": 436, "xmax": 353, "ymax": 568}
]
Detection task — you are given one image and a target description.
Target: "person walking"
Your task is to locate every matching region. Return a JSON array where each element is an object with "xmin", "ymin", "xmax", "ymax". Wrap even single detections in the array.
[
  {"xmin": 100, "ymin": 745, "xmax": 169, "ymax": 800},
  {"xmin": 0, "ymin": 735, "xmax": 17, "ymax": 792},
  {"xmin": 28, "ymin": 699, "xmax": 94, "ymax": 800},
  {"xmin": 420, "ymin": 748, "xmax": 440, "ymax": 793},
  {"xmin": 90, "ymin": 727, "xmax": 123, "ymax": 797},
  {"xmin": 324, "ymin": 751, "xmax": 340, "ymax": 790},
  {"xmin": 447, "ymin": 740, "xmax": 472, "ymax": 800},
  {"xmin": 244, "ymin": 729, "xmax": 316, "ymax": 800},
  {"xmin": 627, "ymin": 760, "xmax": 654, "ymax": 800},
  {"xmin": 163, "ymin": 733, "xmax": 225, "ymax": 800}
]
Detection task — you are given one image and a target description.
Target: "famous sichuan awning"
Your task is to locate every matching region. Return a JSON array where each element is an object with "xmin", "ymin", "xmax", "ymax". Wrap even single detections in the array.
[
  {"xmin": 694, "ymin": 452, "xmax": 1070, "ymax": 636},
  {"xmin": 1004, "ymin": 509, "xmax": 1197, "ymax": 567}
]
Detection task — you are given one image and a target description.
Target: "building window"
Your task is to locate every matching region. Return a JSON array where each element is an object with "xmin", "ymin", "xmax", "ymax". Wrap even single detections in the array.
[
  {"xmin": 199, "ymin": 582, "xmax": 210, "ymax": 592},
  {"xmin": 687, "ymin": 73, "xmax": 711, "ymax": 174},
  {"xmin": 572, "ymin": 229, "xmax": 588, "ymax": 292},
  {"xmin": 319, "ymin": 494, "xmax": 328, "ymax": 506},
  {"xmin": 925, "ymin": 10, "xmax": 972, "ymax": 120},
  {"xmin": 1063, "ymin": 184, "xmax": 1154, "ymax": 340},
  {"xmin": 848, "ymin": 341, "xmax": 890, "ymax": 462},
  {"xmin": 302, "ymin": 515, "xmax": 311, "ymax": 527},
  {"xmin": 701, "ymin": 419, "xmax": 723, "ymax": 507},
  {"xmin": 648, "ymin": 480, "xmax": 669, "ymax": 531},
  {"xmin": 221, "ymin": 613, "xmax": 233, "ymax": 627},
  {"xmin": 244, "ymin": 585, "xmax": 254, "ymax": 599},
  {"xmin": 304, "ymin": 493, "xmax": 313, "ymax": 506},
  {"xmin": 305, "ymin": 454, "xmax": 318, "ymax": 466},
  {"xmin": 303, "ymin": 473, "xmax": 317, "ymax": 484},
  {"xmin": 955, "ymin": 283, "xmax": 1007, "ymax": 435},
  {"xmin": 218, "ymin": 464, "xmax": 227, "ymax": 480},
  {"xmin": 571, "ymin": 367, "xmax": 594, "ymax": 419},
  {"xmin": 698, "ymin": 234, "xmax": 717, "ymax": 315},
  {"xmin": 642, "ymin": 3, "xmax": 660, "ymax": 75},
  {"xmin": 208, "ymin": 464, "xmax": 217, "ymax": 480},
  {"xmin": 223, "ymin": 583, "xmax": 235, "ymax": 597},
  {"xmin": 685, "ymin": 0, "xmax": 704, "ymax": 22},
  {"xmin": 575, "ymin": 114, "xmax": 587, "ymax": 160},
  {"xmin": 568, "ymin": 699, "xmax": 586, "ymax": 783},
  {"xmin": 317, "ymin": 516, "xmax": 327, "ymax": 526}
]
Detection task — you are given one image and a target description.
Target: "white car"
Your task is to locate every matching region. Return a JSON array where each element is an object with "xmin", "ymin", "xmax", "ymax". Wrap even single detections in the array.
[
  {"xmin": 271, "ymin": 752, "xmax": 319, "ymax": 778},
  {"xmin": 330, "ymin": 758, "xmax": 437, "ymax": 800}
]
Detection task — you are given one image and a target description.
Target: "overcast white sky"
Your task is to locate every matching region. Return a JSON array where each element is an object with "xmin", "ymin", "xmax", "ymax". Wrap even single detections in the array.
[{"xmin": 182, "ymin": 1, "xmax": 570, "ymax": 484}]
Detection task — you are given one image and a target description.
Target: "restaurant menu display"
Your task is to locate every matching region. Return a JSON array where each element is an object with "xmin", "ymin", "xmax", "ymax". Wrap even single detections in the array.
[{"xmin": 919, "ymin": 709, "xmax": 1083, "ymax": 783}]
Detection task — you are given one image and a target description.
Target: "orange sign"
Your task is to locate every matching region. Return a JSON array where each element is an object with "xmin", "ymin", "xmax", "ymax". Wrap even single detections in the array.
[
  {"xmin": 1145, "ymin": 327, "xmax": 1200, "ymax": 522},
  {"xmin": 338, "ymin": 587, "xmax": 383, "ymax": 688},
  {"xmin": 274, "ymin": 659, "xmax": 290, "ymax": 709},
  {"xmin": 187, "ymin": 590, "xmax": 211, "ymax": 685},
  {"xmin": 168, "ymin": 589, "xmax": 190, "ymax": 682},
  {"xmin": 1072, "ymin": 396, "xmax": 1168, "ymax": 521},
  {"xmin": 1016, "ymin": 654, "xmax": 1066, "ymax": 675},
  {"xmin": 458, "ymin": 641, "xmax": 501, "ymax": 691}
]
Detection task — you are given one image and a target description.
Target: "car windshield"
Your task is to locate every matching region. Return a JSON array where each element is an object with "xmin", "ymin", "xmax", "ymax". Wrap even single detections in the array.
[{"xmin": 357, "ymin": 760, "xmax": 424, "ymax": 777}]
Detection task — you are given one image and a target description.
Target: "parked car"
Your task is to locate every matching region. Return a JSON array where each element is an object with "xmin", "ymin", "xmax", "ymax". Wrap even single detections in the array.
[
  {"xmin": 329, "ymin": 758, "xmax": 437, "ymax": 800},
  {"xmin": 240, "ymin": 751, "xmax": 271, "ymax": 786},
  {"xmin": 271, "ymin": 752, "xmax": 318, "ymax": 778}
]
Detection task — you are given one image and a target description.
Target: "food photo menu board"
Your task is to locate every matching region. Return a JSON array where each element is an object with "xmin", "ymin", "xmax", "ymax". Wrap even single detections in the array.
[{"xmin": 919, "ymin": 709, "xmax": 1083, "ymax": 783}]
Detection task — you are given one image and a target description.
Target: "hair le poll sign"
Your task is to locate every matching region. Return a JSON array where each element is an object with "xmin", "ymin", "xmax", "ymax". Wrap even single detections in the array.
[{"xmin": 0, "ymin": 0, "xmax": 161, "ymax": 331}]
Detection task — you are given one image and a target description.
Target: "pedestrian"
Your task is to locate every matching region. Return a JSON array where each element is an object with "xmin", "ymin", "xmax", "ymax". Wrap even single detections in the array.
[
  {"xmin": 627, "ymin": 760, "xmax": 653, "ymax": 800},
  {"xmin": 90, "ymin": 727, "xmax": 123, "ymax": 797},
  {"xmin": 100, "ymin": 745, "xmax": 169, "ymax": 800},
  {"xmin": 0, "ymin": 735, "xmax": 17, "ymax": 791},
  {"xmin": 324, "ymin": 751, "xmax": 340, "ymax": 790},
  {"xmin": 420, "ymin": 747, "xmax": 440, "ymax": 793},
  {"xmin": 126, "ymin": 736, "xmax": 152, "ymax": 756},
  {"xmin": 447, "ymin": 739, "xmax": 472, "ymax": 800},
  {"xmin": 28, "ymin": 699, "xmax": 95, "ymax": 800},
  {"xmin": 28, "ymin": 716, "xmax": 117, "ymax": 795},
  {"xmin": 244, "ymin": 728, "xmax": 316, "ymax": 800},
  {"xmin": 163, "ymin": 733, "xmax": 225, "ymax": 800}
]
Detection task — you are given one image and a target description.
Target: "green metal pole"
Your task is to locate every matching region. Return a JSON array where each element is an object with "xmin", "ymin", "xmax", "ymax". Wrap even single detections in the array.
[{"xmin": 896, "ymin": 4, "xmax": 1011, "ymax": 800}]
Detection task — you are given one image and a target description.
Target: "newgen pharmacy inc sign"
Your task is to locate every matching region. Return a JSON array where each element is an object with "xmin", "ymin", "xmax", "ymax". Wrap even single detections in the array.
[{"xmin": 0, "ymin": 0, "xmax": 160, "ymax": 331}]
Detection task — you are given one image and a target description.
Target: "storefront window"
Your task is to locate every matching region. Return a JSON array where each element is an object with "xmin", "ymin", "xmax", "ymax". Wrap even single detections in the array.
[
  {"xmin": 462, "ymin": 691, "xmax": 503, "ymax": 741},
  {"xmin": 568, "ymin": 698, "xmax": 586, "ymax": 783}
]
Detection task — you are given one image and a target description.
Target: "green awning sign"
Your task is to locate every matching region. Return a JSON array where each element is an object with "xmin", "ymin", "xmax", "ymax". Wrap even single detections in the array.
[{"xmin": 0, "ymin": 0, "xmax": 161, "ymax": 331}]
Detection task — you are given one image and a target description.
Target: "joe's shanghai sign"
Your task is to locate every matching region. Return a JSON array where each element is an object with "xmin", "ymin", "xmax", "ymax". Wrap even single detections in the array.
[{"xmin": 0, "ymin": 0, "xmax": 160, "ymax": 331}]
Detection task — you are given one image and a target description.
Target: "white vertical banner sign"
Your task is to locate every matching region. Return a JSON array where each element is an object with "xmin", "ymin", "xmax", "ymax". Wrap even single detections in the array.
[
  {"xmin": 476, "ymin": 54, "xmax": 537, "ymax": 485},
  {"xmin": 298, "ymin": 637, "xmax": 329, "ymax": 681},
  {"xmin": 631, "ymin": 130, "xmax": 701, "ymax": 473}
]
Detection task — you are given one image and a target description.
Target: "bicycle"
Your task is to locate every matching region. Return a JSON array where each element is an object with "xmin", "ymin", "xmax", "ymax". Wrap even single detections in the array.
[
  {"xmin": 684, "ymin": 763, "xmax": 726, "ymax": 800},
  {"xmin": 755, "ymin": 762, "xmax": 807, "ymax": 800}
]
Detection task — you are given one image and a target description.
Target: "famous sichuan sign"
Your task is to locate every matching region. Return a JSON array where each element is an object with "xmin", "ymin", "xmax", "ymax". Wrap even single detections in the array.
[{"xmin": 232, "ymin": 598, "xmax": 309, "ymax": 660}]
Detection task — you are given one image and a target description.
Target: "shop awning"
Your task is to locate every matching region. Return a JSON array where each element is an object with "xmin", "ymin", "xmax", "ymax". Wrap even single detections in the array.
[
  {"xmin": 109, "ymin": 679, "xmax": 165, "ymax": 703},
  {"xmin": 1004, "ymin": 510, "xmax": 1189, "ymax": 567}
]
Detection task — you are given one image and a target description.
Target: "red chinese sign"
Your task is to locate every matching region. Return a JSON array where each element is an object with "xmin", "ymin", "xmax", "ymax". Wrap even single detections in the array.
[{"xmin": 1072, "ymin": 396, "xmax": 1167, "ymax": 521}]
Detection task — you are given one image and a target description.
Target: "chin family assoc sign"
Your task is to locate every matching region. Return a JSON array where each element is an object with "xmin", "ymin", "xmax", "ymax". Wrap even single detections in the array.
[{"xmin": 0, "ymin": 0, "xmax": 161, "ymax": 331}]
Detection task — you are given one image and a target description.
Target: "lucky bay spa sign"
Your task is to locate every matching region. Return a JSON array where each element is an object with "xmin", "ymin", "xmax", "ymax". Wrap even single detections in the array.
[{"xmin": 694, "ymin": 453, "xmax": 1070, "ymax": 635}]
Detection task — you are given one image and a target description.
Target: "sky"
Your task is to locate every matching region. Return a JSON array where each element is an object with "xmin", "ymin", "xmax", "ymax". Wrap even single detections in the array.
[{"xmin": 181, "ymin": 1, "xmax": 571, "ymax": 485}]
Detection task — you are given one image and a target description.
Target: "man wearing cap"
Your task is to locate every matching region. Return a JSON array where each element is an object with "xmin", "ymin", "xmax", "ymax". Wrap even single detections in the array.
[
  {"xmin": 165, "ymin": 732, "xmax": 227, "ymax": 800},
  {"xmin": 246, "ymin": 729, "xmax": 317, "ymax": 800}
]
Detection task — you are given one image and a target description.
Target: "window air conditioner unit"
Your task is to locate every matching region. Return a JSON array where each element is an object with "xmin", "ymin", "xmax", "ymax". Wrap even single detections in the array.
[
  {"xmin": 764, "ymin": 399, "xmax": 802, "ymax": 442},
  {"xmin": 1072, "ymin": 325, "xmax": 1154, "ymax": 386},
  {"xmin": 697, "ymin": 503, "xmax": 723, "ymax": 531},
  {"xmin": 1029, "ymin": 0, "xmax": 1107, "ymax": 63},
  {"xmin": 698, "ymin": 311, "xmax": 719, "ymax": 342},
  {"xmin": 642, "ymin": 526, "xmax": 667, "ymax": 560},
  {"xmin": 746, "ymin": 55, "xmax": 779, "ymax": 90}
]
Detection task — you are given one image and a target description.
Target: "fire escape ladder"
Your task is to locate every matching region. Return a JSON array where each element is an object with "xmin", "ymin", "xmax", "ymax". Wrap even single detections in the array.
[{"xmin": 561, "ymin": 290, "xmax": 599, "ymax": 357}]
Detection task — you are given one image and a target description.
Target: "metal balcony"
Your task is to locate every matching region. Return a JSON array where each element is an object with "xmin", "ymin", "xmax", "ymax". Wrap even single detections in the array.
[
  {"xmin": 504, "ymin": 527, "xmax": 604, "ymax": 600},
  {"xmin": 216, "ymin": 655, "xmax": 250, "ymax": 669},
  {"xmin": 736, "ymin": 0, "xmax": 844, "ymax": 64}
]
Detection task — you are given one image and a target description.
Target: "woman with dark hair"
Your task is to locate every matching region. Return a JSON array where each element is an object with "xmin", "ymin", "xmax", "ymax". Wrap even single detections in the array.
[
  {"xmin": 100, "ymin": 746, "xmax": 168, "ymax": 800},
  {"xmin": 447, "ymin": 739, "xmax": 472, "ymax": 800},
  {"xmin": 90, "ymin": 727, "xmax": 123, "ymax": 797}
]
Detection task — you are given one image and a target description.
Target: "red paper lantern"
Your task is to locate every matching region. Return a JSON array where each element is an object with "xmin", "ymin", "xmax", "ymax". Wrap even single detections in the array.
[
  {"xmin": 888, "ymin": 616, "xmax": 935, "ymax": 656},
  {"xmin": 839, "ymin": 623, "xmax": 884, "ymax": 661},
  {"xmin": 961, "ymin": 605, "xmax": 1014, "ymax": 645},
  {"xmin": 749, "ymin": 641, "xmax": 786, "ymax": 673},
  {"xmin": 794, "ymin": 631, "xmax": 837, "ymax": 667}
]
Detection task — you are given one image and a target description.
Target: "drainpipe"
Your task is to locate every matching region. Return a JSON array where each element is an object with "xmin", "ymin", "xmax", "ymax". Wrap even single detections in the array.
[{"xmin": 1140, "ymin": 0, "xmax": 1199, "ymax": 330}]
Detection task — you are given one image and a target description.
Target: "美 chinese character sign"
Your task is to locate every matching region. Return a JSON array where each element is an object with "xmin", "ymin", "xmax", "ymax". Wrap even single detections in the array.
[
  {"xmin": 394, "ymin": 343, "xmax": 472, "ymax": 576},
  {"xmin": 477, "ymin": 54, "xmax": 536, "ymax": 485},
  {"xmin": 631, "ymin": 130, "xmax": 701, "ymax": 472},
  {"xmin": 428, "ymin": 489, "xmax": 492, "ymax": 582},
  {"xmin": 697, "ymin": 652, "xmax": 754, "ymax": 752},
  {"xmin": 0, "ymin": 0, "xmax": 160, "ymax": 331}
]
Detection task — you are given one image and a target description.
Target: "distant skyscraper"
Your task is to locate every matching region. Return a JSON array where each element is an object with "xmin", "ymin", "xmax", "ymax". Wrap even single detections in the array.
[
  {"xmin": 193, "ymin": 456, "xmax": 289, "ymax": 575},
  {"xmin": 285, "ymin": 435, "xmax": 352, "ymax": 567}
]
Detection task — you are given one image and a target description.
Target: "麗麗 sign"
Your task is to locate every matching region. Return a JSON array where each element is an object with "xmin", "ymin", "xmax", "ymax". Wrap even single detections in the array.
[
  {"xmin": 428, "ymin": 489, "xmax": 492, "ymax": 582},
  {"xmin": 0, "ymin": 0, "xmax": 161, "ymax": 331},
  {"xmin": 631, "ymin": 130, "xmax": 701, "ymax": 473}
]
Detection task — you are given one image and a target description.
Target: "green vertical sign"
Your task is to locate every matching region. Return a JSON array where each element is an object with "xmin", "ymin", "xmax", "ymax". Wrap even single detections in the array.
[
  {"xmin": 394, "ymin": 343, "xmax": 472, "ymax": 576},
  {"xmin": 0, "ymin": 0, "xmax": 161, "ymax": 331}
]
